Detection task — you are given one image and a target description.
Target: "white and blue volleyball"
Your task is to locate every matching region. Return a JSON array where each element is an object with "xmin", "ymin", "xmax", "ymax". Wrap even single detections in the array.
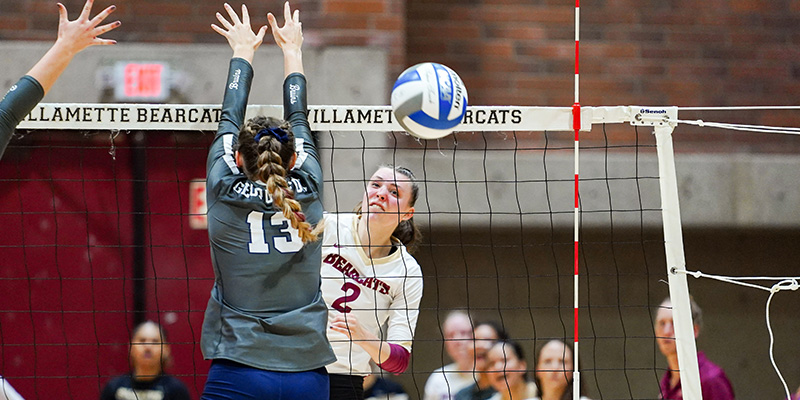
[{"xmin": 391, "ymin": 62, "xmax": 468, "ymax": 139}]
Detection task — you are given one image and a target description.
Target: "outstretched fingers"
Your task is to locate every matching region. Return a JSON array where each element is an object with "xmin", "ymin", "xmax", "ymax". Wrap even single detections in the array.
[
  {"xmin": 79, "ymin": 0, "xmax": 94, "ymax": 21},
  {"xmin": 57, "ymin": 3, "xmax": 69, "ymax": 25},
  {"xmin": 93, "ymin": 20, "xmax": 121, "ymax": 41},
  {"xmin": 89, "ymin": 4, "xmax": 117, "ymax": 28},
  {"xmin": 223, "ymin": 3, "xmax": 242, "ymax": 26},
  {"xmin": 255, "ymin": 25, "xmax": 268, "ymax": 43},
  {"xmin": 212, "ymin": 2, "xmax": 269, "ymax": 61},
  {"xmin": 215, "ymin": 11, "xmax": 233, "ymax": 31},
  {"xmin": 240, "ymin": 4, "xmax": 251, "ymax": 26},
  {"xmin": 56, "ymin": 0, "xmax": 120, "ymax": 52},
  {"xmin": 284, "ymin": 1, "xmax": 292, "ymax": 22}
]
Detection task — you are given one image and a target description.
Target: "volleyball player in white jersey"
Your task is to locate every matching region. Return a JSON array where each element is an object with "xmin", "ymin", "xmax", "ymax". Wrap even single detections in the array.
[{"xmin": 322, "ymin": 165, "xmax": 424, "ymax": 400}]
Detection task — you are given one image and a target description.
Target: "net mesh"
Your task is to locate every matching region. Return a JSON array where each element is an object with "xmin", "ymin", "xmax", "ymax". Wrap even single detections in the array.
[{"xmin": 1, "ymin": 105, "xmax": 678, "ymax": 399}]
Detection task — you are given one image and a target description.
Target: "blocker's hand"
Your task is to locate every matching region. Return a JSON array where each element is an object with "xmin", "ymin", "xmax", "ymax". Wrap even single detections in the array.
[
  {"xmin": 57, "ymin": 0, "xmax": 120, "ymax": 54},
  {"xmin": 267, "ymin": 1, "xmax": 303, "ymax": 53},
  {"xmin": 212, "ymin": 3, "xmax": 268, "ymax": 63}
]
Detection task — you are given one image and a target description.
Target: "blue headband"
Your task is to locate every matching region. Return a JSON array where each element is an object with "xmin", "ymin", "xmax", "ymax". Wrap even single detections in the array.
[{"xmin": 254, "ymin": 126, "xmax": 290, "ymax": 144}]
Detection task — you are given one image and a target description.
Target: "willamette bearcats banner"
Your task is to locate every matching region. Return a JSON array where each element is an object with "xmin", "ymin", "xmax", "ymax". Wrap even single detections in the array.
[{"xmin": 17, "ymin": 104, "xmax": 604, "ymax": 132}]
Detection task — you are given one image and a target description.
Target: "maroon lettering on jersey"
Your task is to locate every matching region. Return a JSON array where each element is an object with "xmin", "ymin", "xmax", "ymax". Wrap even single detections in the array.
[
  {"xmin": 326, "ymin": 253, "xmax": 394, "ymax": 295},
  {"xmin": 378, "ymin": 281, "xmax": 390, "ymax": 294}
]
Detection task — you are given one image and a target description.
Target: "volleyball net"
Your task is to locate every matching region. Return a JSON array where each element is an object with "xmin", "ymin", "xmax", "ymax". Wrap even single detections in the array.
[{"xmin": 1, "ymin": 103, "xmax": 795, "ymax": 399}]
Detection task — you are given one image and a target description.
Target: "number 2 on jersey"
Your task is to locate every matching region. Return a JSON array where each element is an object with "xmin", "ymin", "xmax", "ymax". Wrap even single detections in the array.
[
  {"xmin": 246, "ymin": 210, "xmax": 302, "ymax": 254},
  {"xmin": 331, "ymin": 282, "xmax": 361, "ymax": 313}
]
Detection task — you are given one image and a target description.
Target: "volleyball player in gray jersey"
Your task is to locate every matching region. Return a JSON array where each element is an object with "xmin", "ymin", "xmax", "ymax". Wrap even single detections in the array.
[
  {"xmin": 0, "ymin": 0, "xmax": 119, "ymax": 160},
  {"xmin": 201, "ymin": 3, "xmax": 334, "ymax": 399}
]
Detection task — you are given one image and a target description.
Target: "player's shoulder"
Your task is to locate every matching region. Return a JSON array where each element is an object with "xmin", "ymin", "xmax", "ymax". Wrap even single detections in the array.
[
  {"xmin": 323, "ymin": 212, "xmax": 358, "ymax": 229},
  {"xmin": 397, "ymin": 243, "xmax": 422, "ymax": 272}
]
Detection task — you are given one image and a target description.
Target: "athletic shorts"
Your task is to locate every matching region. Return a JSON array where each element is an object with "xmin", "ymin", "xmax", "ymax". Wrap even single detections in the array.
[
  {"xmin": 202, "ymin": 359, "xmax": 330, "ymax": 400},
  {"xmin": 329, "ymin": 374, "xmax": 365, "ymax": 400}
]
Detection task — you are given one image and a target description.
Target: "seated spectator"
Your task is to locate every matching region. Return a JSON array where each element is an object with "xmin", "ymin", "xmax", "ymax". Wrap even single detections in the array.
[
  {"xmin": 453, "ymin": 321, "xmax": 508, "ymax": 400},
  {"xmin": 655, "ymin": 296, "xmax": 734, "ymax": 400},
  {"xmin": 100, "ymin": 321, "xmax": 190, "ymax": 400},
  {"xmin": 424, "ymin": 310, "xmax": 475, "ymax": 400},
  {"xmin": 533, "ymin": 340, "xmax": 589, "ymax": 400},
  {"xmin": 485, "ymin": 340, "xmax": 537, "ymax": 400}
]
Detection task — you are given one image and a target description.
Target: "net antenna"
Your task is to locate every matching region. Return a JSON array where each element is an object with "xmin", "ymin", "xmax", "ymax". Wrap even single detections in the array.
[{"xmin": 572, "ymin": 0, "xmax": 581, "ymax": 397}]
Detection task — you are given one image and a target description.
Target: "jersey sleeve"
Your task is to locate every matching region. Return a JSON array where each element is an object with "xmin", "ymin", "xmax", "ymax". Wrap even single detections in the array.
[
  {"xmin": 385, "ymin": 256, "xmax": 424, "ymax": 351},
  {"xmin": 283, "ymin": 73, "xmax": 322, "ymax": 192},
  {"xmin": 206, "ymin": 58, "xmax": 253, "ymax": 204},
  {"xmin": 0, "ymin": 76, "xmax": 44, "ymax": 160}
]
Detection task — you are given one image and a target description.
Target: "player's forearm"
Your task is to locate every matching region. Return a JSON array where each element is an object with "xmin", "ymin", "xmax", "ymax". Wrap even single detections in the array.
[
  {"xmin": 0, "ymin": 76, "xmax": 45, "ymax": 159},
  {"xmin": 218, "ymin": 58, "xmax": 254, "ymax": 136},
  {"xmin": 358, "ymin": 336, "xmax": 393, "ymax": 365},
  {"xmin": 26, "ymin": 40, "xmax": 79, "ymax": 95},
  {"xmin": 232, "ymin": 46, "xmax": 257, "ymax": 65},
  {"xmin": 282, "ymin": 49, "xmax": 303, "ymax": 78}
]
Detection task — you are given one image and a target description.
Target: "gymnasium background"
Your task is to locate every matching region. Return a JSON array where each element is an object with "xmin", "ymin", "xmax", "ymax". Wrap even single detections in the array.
[{"xmin": 1, "ymin": 0, "xmax": 799, "ymax": 399}]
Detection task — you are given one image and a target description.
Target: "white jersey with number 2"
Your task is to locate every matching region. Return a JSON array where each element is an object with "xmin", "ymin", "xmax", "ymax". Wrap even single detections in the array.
[{"xmin": 321, "ymin": 213, "xmax": 424, "ymax": 375}]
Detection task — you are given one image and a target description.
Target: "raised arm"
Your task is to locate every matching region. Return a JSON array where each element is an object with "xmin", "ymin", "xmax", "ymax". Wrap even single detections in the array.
[
  {"xmin": 267, "ymin": 2, "xmax": 321, "ymax": 188},
  {"xmin": 206, "ymin": 4, "xmax": 266, "ymax": 192},
  {"xmin": 0, "ymin": 0, "xmax": 119, "ymax": 160},
  {"xmin": 27, "ymin": 0, "xmax": 120, "ymax": 94}
]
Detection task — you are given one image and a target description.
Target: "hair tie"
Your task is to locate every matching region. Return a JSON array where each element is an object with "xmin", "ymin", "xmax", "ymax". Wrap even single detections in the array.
[{"xmin": 254, "ymin": 127, "xmax": 290, "ymax": 144}]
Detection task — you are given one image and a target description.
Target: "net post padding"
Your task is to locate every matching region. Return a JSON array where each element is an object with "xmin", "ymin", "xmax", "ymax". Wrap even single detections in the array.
[{"xmin": 654, "ymin": 123, "xmax": 703, "ymax": 399}]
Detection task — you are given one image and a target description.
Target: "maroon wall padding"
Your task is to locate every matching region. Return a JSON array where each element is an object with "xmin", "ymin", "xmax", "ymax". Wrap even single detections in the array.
[{"xmin": 0, "ymin": 130, "xmax": 215, "ymax": 399}]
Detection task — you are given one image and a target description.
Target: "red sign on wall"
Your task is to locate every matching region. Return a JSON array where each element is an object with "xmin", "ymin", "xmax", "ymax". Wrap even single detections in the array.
[
  {"xmin": 114, "ymin": 62, "xmax": 170, "ymax": 101},
  {"xmin": 189, "ymin": 180, "xmax": 208, "ymax": 229}
]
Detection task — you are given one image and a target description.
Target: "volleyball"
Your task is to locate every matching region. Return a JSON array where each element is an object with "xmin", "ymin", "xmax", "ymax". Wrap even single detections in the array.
[{"xmin": 391, "ymin": 62, "xmax": 468, "ymax": 139}]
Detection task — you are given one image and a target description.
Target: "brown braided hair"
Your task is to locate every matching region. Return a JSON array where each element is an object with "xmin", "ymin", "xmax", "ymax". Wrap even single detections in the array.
[
  {"xmin": 355, "ymin": 164, "xmax": 421, "ymax": 252},
  {"xmin": 237, "ymin": 116, "xmax": 321, "ymax": 243}
]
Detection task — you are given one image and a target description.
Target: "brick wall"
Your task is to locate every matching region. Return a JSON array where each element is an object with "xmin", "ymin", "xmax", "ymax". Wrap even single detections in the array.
[{"xmin": 405, "ymin": 0, "xmax": 800, "ymax": 151}]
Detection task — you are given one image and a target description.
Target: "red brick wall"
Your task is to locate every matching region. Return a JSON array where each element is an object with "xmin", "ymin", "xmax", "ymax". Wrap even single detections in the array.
[
  {"xmin": 407, "ymin": 0, "xmax": 800, "ymax": 107},
  {"xmin": 405, "ymin": 0, "xmax": 800, "ymax": 151}
]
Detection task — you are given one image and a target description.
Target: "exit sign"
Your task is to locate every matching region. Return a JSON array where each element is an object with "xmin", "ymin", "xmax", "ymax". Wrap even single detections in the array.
[{"xmin": 114, "ymin": 62, "xmax": 170, "ymax": 102}]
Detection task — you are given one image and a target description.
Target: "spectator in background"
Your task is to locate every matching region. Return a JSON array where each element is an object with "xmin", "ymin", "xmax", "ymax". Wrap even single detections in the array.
[
  {"xmin": 100, "ymin": 321, "xmax": 190, "ymax": 400},
  {"xmin": 0, "ymin": 0, "xmax": 120, "ymax": 160},
  {"xmin": 364, "ymin": 374, "xmax": 408, "ymax": 400},
  {"xmin": 424, "ymin": 310, "xmax": 475, "ymax": 400},
  {"xmin": 533, "ymin": 340, "xmax": 589, "ymax": 400},
  {"xmin": 655, "ymin": 297, "xmax": 734, "ymax": 400},
  {"xmin": 485, "ymin": 340, "xmax": 537, "ymax": 400},
  {"xmin": 453, "ymin": 321, "xmax": 508, "ymax": 400}
]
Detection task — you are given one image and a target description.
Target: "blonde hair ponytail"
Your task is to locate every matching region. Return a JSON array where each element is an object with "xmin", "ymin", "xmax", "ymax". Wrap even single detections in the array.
[{"xmin": 237, "ymin": 116, "xmax": 321, "ymax": 243}]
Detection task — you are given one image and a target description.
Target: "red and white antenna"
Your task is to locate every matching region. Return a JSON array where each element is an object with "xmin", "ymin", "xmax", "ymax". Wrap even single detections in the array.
[{"xmin": 572, "ymin": 0, "xmax": 581, "ymax": 397}]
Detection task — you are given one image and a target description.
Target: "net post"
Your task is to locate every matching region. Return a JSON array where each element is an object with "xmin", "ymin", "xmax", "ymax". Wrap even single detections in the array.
[{"xmin": 654, "ymin": 124, "xmax": 703, "ymax": 400}]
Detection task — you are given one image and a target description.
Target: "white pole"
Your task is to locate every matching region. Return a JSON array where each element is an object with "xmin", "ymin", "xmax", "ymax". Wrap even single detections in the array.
[{"xmin": 654, "ymin": 125, "xmax": 703, "ymax": 400}]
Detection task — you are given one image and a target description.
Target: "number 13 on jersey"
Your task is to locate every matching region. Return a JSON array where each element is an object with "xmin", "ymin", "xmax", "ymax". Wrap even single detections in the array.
[{"xmin": 246, "ymin": 210, "xmax": 303, "ymax": 254}]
